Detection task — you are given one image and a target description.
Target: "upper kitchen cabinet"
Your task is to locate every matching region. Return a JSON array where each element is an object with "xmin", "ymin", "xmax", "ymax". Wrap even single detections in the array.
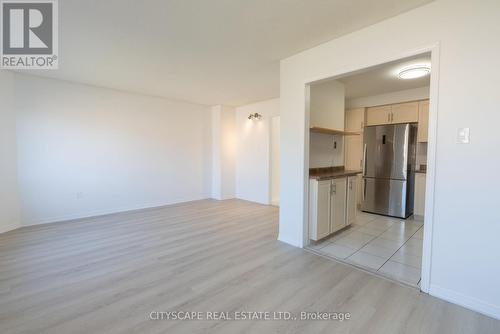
[
  {"xmin": 418, "ymin": 100, "xmax": 430, "ymax": 142},
  {"xmin": 344, "ymin": 135, "xmax": 363, "ymax": 170},
  {"xmin": 345, "ymin": 108, "xmax": 365, "ymax": 132},
  {"xmin": 391, "ymin": 101, "xmax": 419, "ymax": 124},
  {"xmin": 344, "ymin": 108, "xmax": 364, "ymax": 170},
  {"xmin": 366, "ymin": 101, "xmax": 419, "ymax": 126},
  {"xmin": 366, "ymin": 105, "xmax": 392, "ymax": 126},
  {"xmin": 310, "ymin": 80, "xmax": 345, "ymax": 130}
]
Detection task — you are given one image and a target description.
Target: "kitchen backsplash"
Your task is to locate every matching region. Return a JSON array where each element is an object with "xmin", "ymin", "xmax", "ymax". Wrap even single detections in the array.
[{"xmin": 309, "ymin": 132, "xmax": 344, "ymax": 168}]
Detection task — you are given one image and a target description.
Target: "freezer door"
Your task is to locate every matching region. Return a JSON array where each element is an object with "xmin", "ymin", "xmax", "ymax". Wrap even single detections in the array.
[
  {"xmin": 363, "ymin": 124, "xmax": 409, "ymax": 180},
  {"xmin": 362, "ymin": 178, "xmax": 409, "ymax": 218}
]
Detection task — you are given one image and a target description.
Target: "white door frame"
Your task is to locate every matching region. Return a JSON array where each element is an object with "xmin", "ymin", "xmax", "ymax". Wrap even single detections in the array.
[{"xmin": 302, "ymin": 43, "xmax": 440, "ymax": 294}]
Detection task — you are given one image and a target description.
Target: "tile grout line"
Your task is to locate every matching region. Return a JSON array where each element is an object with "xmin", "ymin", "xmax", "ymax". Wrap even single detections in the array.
[
  {"xmin": 345, "ymin": 219, "xmax": 396, "ymax": 260},
  {"xmin": 376, "ymin": 224, "xmax": 423, "ymax": 272},
  {"xmin": 386, "ymin": 225, "xmax": 424, "ymax": 269},
  {"xmin": 303, "ymin": 247, "xmax": 420, "ymax": 290},
  {"xmin": 309, "ymin": 213, "xmax": 425, "ymax": 287}
]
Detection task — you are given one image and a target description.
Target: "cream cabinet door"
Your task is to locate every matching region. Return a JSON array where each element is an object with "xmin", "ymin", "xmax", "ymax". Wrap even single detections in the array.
[
  {"xmin": 418, "ymin": 100, "xmax": 429, "ymax": 142},
  {"xmin": 391, "ymin": 102, "xmax": 419, "ymax": 124},
  {"xmin": 356, "ymin": 174, "xmax": 363, "ymax": 207},
  {"xmin": 366, "ymin": 105, "xmax": 392, "ymax": 126},
  {"xmin": 330, "ymin": 178, "xmax": 347, "ymax": 233},
  {"xmin": 346, "ymin": 176, "xmax": 358, "ymax": 226},
  {"xmin": 309, "ymin": 180, "xmax": 331, "ymax": 241},
  {"xmin": 344, "ymin": 135, "xmax": 363, "ymax": 170},
  {"xmin": 345, "ymin": 108, "xmax": 365, "ymax": 131},
  {"xmin": 414, "ymin": 173, "xmax": 426, "ymax": 217}
]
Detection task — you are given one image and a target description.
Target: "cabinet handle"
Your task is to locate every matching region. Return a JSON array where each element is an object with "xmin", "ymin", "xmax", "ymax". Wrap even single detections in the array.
[
  {"xmin": 391, "ymin": 112, "xmax": 394, "ymax": 122},
  {"xmin": 332, "ymin": 184, "xmax": 336, "ymax": 194},
  {"xmin": 387, "ymin": 113, "xmax": 391, "ymax": 122}
]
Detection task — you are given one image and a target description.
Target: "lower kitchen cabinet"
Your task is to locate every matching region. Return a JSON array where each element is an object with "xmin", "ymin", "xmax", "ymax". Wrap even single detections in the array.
[
  {"xmin": 309, "ymin": 176, "xmax": 357, "ymax": 241},
  {"xmin": 330, "ymin": 178, "xmax": 347, "ymax": 233},
  {"xmin": 414, "ymin": 173, "xmax": 426, "ymax": 217},
  {"xmin": 308, "ymin": 180, "xmax": 331, "ymax": 241},
  {"xmin": 346, "ymin": 176, "xmax": 358, "ymax": 225}
]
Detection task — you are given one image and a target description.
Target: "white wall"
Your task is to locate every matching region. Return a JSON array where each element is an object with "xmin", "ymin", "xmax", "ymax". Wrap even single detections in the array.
[
  {"xmin": 211, "ymin": 105, "xmax": 236, "ymax": 200},
  {"xmin": 309, "ymin": 80, "xmax": 346, "ymax": 168},
  {"xmin": 279, "ymin": 0, "xmax": 500, "ymax": 319},
  {"xmin": 310, "ymin": 80, "xmax": 345, "ymax": 129},
  {"xmin": 14, "ymin": 74, "xmax": 212, "ymax": 225},
  {"xmin": 0, "ymin": 72, "xmax": 21, "ymax": 233},
  {"xmin": 346, "ymin": 86, "xmax": 430, "ymax": 109},
  {"xmin": 235, "ymin": 98, "xmax": 279, "ymax": 204}
]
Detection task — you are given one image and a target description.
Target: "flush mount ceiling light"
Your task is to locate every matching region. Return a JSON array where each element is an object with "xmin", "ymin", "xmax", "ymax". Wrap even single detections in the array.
[
  {"xmin": 398, "ymin": 64, "xmax": 431, "ymax": 79},
  {"xmin": 248, "ymin": 113, "xmax": 262, "ymax": 120}
]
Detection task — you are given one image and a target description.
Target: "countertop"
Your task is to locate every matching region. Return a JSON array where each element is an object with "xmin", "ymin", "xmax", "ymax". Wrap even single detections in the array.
[{"xmin": 309, "ymin": 167, "xmax": 362, "ymax": 180}]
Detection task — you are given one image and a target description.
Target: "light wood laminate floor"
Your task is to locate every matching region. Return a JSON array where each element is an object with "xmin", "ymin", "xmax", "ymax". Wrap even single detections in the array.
[{"xmin": 0, "ymin": 199, "xmax": 498, "ymax": 334}]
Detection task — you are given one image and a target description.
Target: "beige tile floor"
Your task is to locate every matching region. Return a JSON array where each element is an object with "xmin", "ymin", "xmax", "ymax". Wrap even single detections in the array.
[{"xmin": 308, "ymin": 211, "xmax": 424, "ymax": 287}]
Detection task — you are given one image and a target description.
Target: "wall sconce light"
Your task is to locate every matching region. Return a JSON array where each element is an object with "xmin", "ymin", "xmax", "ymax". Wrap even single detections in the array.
[{"xmin": 248, "ymin": 113, "xmax": 262, "ymax": 120}]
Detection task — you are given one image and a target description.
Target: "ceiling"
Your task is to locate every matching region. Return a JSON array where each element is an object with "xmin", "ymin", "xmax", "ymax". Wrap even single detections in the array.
[
  {"xmin": 338, "ymin": 54, "xmax": 431, "ymax": 99},
  {"xmin": 22, "ymin": 0, "xmax": 433, "ymax": 106}
]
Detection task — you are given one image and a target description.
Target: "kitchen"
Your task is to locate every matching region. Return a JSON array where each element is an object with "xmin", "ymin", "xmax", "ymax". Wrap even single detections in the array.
[{"xmin": 306, "ymin": 54, "xmax": 430, "ymax": 286}]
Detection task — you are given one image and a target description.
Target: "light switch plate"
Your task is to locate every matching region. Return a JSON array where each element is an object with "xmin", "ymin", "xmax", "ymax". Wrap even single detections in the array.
[{"xmin": 457, "ymin": 128, "xmax": 470, "ymax": 144}]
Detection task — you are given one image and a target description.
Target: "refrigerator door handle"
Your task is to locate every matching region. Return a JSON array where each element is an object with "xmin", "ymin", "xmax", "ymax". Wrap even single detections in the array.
[
  {"xmin": 362, "ymin": 144, "xmax": 367, "ymax": 176},
  {"xmin": 363, "ymin": 178, "xmax": 366, "ymax": 201}
]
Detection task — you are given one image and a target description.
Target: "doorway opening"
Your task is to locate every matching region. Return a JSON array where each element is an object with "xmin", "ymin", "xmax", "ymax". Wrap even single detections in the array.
[{"xmin": 304, "ymin": 51, "xmax": 436, "ymax": 289}]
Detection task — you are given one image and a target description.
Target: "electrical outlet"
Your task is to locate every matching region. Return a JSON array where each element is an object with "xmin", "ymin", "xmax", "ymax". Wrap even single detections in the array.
[{"xmin": 76, "ymin": 192, "xmax": 84, "ymax": 199}]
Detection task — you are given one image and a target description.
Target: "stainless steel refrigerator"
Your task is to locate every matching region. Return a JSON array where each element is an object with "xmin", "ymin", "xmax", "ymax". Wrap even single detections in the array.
[{"xmin": 362, "ymin": 123, "xmax": 417, "ymax": 218}]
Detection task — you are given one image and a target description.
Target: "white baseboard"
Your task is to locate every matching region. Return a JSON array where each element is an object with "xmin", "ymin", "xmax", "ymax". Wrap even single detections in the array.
[
  {"xmin": 430, "ymin": 284, "xmax": 500, "ymax": 320},
  {"xmin": 21, "ymin": 196, "xmax": 210, "ymax": 227},
  {"xmin": 277, "ymin": 233, "xmax": 302, "ymax": 248},
  {"xmin": 0, "ymin": 221, "xmax": 21, "ymax": 234}
]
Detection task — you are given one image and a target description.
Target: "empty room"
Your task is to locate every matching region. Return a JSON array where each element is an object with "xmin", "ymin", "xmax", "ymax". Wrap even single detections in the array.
[{"xmin": 1, "ymin": 1, "xmax": 500, "ymax": 333}]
